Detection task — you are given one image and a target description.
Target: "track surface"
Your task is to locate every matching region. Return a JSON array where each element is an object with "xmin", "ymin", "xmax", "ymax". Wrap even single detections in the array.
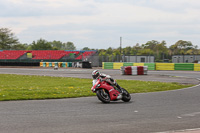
[{"xmin": 0, "ymin": 68, "xmax": 200, "ymax": 133}]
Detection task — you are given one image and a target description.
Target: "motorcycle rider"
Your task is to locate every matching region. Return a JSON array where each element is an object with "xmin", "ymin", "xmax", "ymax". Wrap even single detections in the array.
[{"xmin": 92, "ymin": 70, "xmax": 123, "ymax": 93}]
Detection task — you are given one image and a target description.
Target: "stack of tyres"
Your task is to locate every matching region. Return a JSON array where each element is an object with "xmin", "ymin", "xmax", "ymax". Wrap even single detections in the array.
[
  {"xmin": 125, "ymin": 66, "xmax": 132, "ymax": 75},
  {"xmin": 121, "ymin": 66, "xmax": 148, "ymax": 75},
  {"xmin": 143, "ymin": 66, "xmax": 148, "ymax": 75},
  {"xmin": 120, "ymin": 66, "xmax": 125, "ymax": 75},
  {"xmin": 40, "ymin": 62, "xmax": 43, "ymax": 67},
  {"xmin": 54, "ymin": 62, "xmax": 58, "ymax": 67},
  {"xmin": 43, "ymin": 62, "xmax": 46, "ymax": 67},
  {"xmin": 52, "ymin": 62, "xmax": 55, "ymax": 67},
  {"xmin": 62, "ymin": 62, "xmax": 66, "ymax": 67},
  {"xmin": 68, "ymin": 62, "xmax": 72, "ymax": 67},
  {"xmin": 131, "ymin": 66, "xmax": 137, "ymax": 75},
  {"xmin": 58, "ymin": 62, "xmax": 62, "ymax": 67},
  {"xmin": 137, "ymin": 66, "xmax": 144, "ymax": 75},
  {"xmin": 46, "ymin": 62, "xmax": 49, "ymax": 67},
  {"xmin": 49, "ymin": 62, "xmax": 52, "ymax": 67}
]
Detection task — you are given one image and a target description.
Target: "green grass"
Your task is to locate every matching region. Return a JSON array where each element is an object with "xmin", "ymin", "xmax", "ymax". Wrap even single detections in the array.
[{"xmin": 0, "ymin": 74, "xmax": 193, "ymax": 101}]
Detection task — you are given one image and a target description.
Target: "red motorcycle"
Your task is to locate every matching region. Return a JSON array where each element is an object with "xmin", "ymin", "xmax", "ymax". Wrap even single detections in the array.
[{"xmin": 91, "ymin": 79, "xmax": 131, "ymax": 103}]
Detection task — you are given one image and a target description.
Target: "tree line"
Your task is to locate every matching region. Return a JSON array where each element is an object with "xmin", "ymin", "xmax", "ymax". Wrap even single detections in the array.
[
  {"xmin": 1, "ymin": 28, "xmax": 200, "ymax": 62},
  {"xmin": 0, "ymin": 28, "xmax": 76, "ymax": 50},
  {"xmin": 98, "ymin": 40, "xmax": 200, "ymax": 62}
]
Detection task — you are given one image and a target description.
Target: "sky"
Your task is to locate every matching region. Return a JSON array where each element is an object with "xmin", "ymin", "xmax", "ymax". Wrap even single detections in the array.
[{"xmin": 1, "ymin": 0, "xmax": 200, "ymax": 49}]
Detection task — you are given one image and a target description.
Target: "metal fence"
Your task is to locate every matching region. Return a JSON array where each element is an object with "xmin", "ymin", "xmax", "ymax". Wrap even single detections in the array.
[{"xmin": 84, "ymin": 55, "xmax": 155, "ymax": 67}]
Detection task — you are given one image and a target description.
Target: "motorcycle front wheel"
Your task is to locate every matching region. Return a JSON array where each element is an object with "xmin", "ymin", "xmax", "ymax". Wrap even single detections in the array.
[
  {"xmin": 121, "ymin": 88, "xmax": 131, "ymax": 102},
  {"xmin": 96, "ymin": 89, "xmax": 110, "ymax": 103}
]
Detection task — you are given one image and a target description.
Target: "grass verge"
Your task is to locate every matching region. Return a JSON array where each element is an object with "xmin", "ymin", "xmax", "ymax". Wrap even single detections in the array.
[{"xmin": 0, "ymin": 74, "xmax": 193, "ymax": 101}]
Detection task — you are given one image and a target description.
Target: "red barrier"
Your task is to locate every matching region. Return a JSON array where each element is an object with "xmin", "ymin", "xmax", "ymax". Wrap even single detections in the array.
[
  {"xmin": 137, "ymin": 66, "xmax": 144, "ymax": 75},
  {"xmin": 125, "ymin": 66, "xmax": 132, "ymax": 75},
  {"xmin": 121, "ymin": 66, "xmax": 147, "ymax": 75}
]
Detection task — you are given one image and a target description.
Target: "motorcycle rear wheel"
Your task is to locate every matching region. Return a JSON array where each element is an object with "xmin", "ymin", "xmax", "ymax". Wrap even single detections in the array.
[
  {"xmin": 96, "ymin": 89, "xmax": 110, "ymax": 103},
  {"xmin": 121, "ymin": 88, "xmax": 131, "ymax": 102}
]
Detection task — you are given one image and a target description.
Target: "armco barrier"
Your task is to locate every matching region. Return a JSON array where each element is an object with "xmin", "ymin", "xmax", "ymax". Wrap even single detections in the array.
[
  {"xmin": 103, "ymin": 62, "xmax": 113, "ymax": 69},
  {"xmin": 103, "ymin": 62, "xmax": 155, "ymax": 70},
  {"xmin": 174, "ymin": 63, "xmax": 194, "ymax": 71},
  {"xmin": 102, "ymin": 62, "xmax": 200, "ymax": 71},
  {"xmin": 156, "ymin": 63, "xmax": 174, "ymax": 70},
  {"xmin": 144, "ymin": 63, "xmax": 155, "ymax": 70},
  {"xmin": 123, "ymin": 63, "xmax": 134, "ymax": 66},
  {"xmin": 113, "ymin": 63, "xmax": 123, "ymax": 69},
  {"xmin": 134, "ymin": 63, "xmax": 144, "ymax": 66},
  {"xmin": 194, "ymin": 64, "xmax": 200, "ymax": 71}
]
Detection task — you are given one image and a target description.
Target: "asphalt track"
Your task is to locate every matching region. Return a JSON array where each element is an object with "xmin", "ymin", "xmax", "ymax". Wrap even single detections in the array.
[{"xmin": 0, "ymin": 67, "xmax": 200, "ymax": 133}]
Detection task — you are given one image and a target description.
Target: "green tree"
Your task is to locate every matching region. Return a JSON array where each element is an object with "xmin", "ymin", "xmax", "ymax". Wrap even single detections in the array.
[
  {"xmin": 142, "ymin": 40, "xmax": 159, "ymax": 50},
  {"xmin": 30, "ymin": 38, "xmax": 52, "ymax": 50},
  {"xmin": 64, "ymin": 42, "xmax": 76, "ymax": 50},
  {"xmin": 82, "ymin": 47, "xmax": 90, "ymax": 50},
  {"xmin": 98, "ymin": 49, "xmax": 106, "ymax": 56},
  {"xmin": 123, "ymin": 46, "xmax": 132, "ymax": 55},
  {"xmin": 169, "ymin": 40, "xmax": 194, "ymax": 55},
  {"xmin": 141, "ymin": 40, "xmax": 168, "ymax": 61},
  {"xmin": 50, "ymin": 40, "xmax": 63, "ymax": 50},
  {"xmin": 0, "ymin": 28, "xmax": 19, "ymax": 49},
  {"xmin": 106, "ymin": 47, "xmax": 113, "ymax": 55},
  {"xmin": 11, "ymin": 43, "xmax": 28, "ymax": 50},
  {"xmin": 132, "ymin": 43, "xmax": 142, "ymax": 55},
  {"xmin": 138, "ymin": 49, "xmax": 154, "ymax": 55}
]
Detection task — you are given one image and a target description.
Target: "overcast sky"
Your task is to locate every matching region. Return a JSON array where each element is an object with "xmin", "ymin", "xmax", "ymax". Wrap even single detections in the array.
[{"xmin": 1, "ymin": 0, "xmax": 200, "ymax": 49}]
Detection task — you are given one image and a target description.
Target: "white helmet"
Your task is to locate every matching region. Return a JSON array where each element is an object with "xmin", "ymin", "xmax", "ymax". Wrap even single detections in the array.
[{"xmin": 92, "ymin": 70, "xmax": 100, "ymax": 79}]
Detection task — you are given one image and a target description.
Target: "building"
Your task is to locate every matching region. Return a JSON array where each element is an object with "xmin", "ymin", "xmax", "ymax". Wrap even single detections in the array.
[
  {"xmin": 172, "ymin": 55, "xmax": 200, "ymax": 63},
  {"xmin": 124, "ymin": 55, "xmax": 154, "ymax": 63}
]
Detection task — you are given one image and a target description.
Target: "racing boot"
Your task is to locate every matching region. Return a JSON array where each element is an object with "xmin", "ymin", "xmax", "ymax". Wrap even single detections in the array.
[
  {"xmin": 115, "ymin": 83, "xmax": 124, "ymax": 94},
  {"xmin": 116, "ymin": 93, "xmax": 122, "ymax": 100}
]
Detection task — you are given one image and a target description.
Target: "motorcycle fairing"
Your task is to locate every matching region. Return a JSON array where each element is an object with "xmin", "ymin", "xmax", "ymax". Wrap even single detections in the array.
[{"xmin": 92, "ymin": 79, "xmax": 120, "ymax": 100}]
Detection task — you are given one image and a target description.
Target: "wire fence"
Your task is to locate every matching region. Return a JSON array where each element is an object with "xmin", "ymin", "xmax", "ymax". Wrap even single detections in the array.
[{"xmin": 85, "ymin": 55, "xmax": 155, "ymax": 67}]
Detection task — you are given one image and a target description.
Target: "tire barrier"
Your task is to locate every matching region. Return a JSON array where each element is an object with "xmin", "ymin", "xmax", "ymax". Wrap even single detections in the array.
[
  {"xmin": 40, "ymin": 61, "xmax": 92, "ymax": 68},
  {"xmin": 41, "ymin": 62, "xmax": 70, "ymax": 68},
  {"xmin": 121, "ymin": 66, "xmax": 148, "ymax": 75},
  {"xmin": 103, "ymin": 62, "xmax": 200, "ymax": 71},
  {"xmin": 73, "ymin": 61, "xmax": 92, "ymax": 68}
]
